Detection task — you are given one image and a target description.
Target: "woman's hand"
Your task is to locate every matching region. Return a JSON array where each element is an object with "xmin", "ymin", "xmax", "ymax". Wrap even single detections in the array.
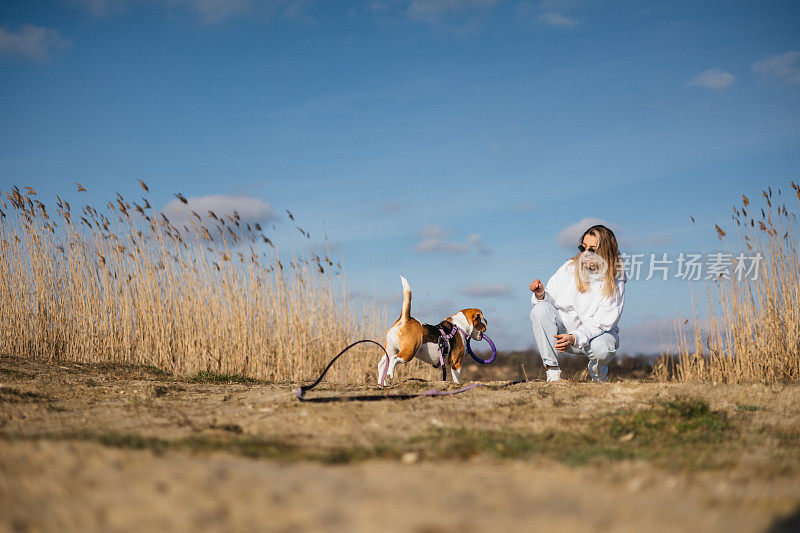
[
  {"xmin": 554, "ymin": 333, "xmax": 575, "ymax": 352},
  {"xmin": 529, "ymin": 279, "xmax": 545, "ymax": 300}
]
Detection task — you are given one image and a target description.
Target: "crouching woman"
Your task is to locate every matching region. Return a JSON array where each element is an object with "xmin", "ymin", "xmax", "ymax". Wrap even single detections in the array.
[{"xmin": 529, "ymin": 224, "xmax": 626, "ymax": 383}]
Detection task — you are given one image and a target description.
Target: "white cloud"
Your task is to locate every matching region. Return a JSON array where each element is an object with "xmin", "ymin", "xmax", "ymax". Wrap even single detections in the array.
[
  {"xmin": 369, "ymin": 1, "xmax": 391, "ymax": 12},
  {"xmin": 71, "ymin": 0, "xmax": 313, "ymax": 24},
  {"xmin": 615, "ymin": 318, "xmax": 675, "ymax": 355},
  {"xmin": 616, "ymin": 317, "xmax": 715, "ymax": 356},
  {"xmin": 281, "ymin": 0, "xmax": 316, "ymax": 24},
  {"xmin": 516, "ymin": 1, "xmax": 579, "ymax": 27},
  {"xmin": 416, "ymin": 298, "xmax": 457, "ymax": 320},
  {"xmin": 461, "ymin": 282, "xmax": 513, "ymax": 298},
  {"xmin": 687, "ymin": 68, "xmax": 735, "ymax": 90},
  {"xmin": 752, "ymin": 50, "xmax": 800, "ymax": 86},
  {"xmin": 555, "ymin": 217, "xmax": 610, "ymax": 248},
  {"xmin": 179, "ymin": 0, "xmax": 257, "ymax": 23},
  {"xmin": 406, "ymin": 0, "xmax": 501, "ymax": 23},
  {"xmin": 73, "ymin": 0, "xmax": 252, "ymax": 21},
  {"xmin": 348, "ymin": 289, "xmax": 394, "ymax": 309},
  {"xmin": 620, "ymin": 233, "xmax": 674, "ymax": 248},
  {"xmin": 382, "ymin": 201, "xmax": 401, "ymax": 214},
  {"xmin": 0, "ymin": 24, "xmax": 72, "ymax": 61},
  {"xmin": 415, "ymin": 226, "xmax": 469, "ymax": 254},
  {"xmin": 556, "ymin": 220, "xmax": 669, "ymax": 251},
  {"xmin": 160, "ymin": 194, "xmax": 276, "ymax": 227},
  {"xmin": 513, "ymin": 202, "xmax": 540, "ymax": 212},
  {"xmin": 538, "ymin": 11, "xmax": 577, "ymax": 27},
  {"xmin": 415, "ymin": 225, "xmax": 490, "ymax": 255},
  {"xmin": 467, "ymin": 233, "xmax": 490, "ymax": 256},
  {"xmin": 70, "ymin": 0, "xmax": 130, "ymax": 17}
]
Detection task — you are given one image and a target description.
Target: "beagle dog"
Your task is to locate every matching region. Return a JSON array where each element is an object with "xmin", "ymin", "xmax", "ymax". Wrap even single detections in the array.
[{"xmin": 379, "ymin": 276, "xmax": 487, "ymax": 385}]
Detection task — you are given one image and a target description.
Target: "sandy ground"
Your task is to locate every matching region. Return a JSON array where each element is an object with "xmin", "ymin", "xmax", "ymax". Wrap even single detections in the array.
[{"xmin": 1, "ymin": 355, "xmax": 799, "ymax": 532}]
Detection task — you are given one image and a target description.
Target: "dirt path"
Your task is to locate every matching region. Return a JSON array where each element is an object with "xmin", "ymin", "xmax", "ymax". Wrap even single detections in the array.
[{"xmin": 1, "ymin": 355, "xmax": 799, "ymax": 532}]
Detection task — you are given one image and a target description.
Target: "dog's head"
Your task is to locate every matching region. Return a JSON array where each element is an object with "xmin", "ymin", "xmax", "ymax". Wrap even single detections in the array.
[{"xmin": 451, "ymin": 308, "xmax": 487, "ymax": 340}]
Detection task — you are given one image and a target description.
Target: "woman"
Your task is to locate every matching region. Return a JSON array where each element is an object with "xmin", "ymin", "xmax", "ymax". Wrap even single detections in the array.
[{"xmin": 529, "ymin": 224, "xmax": 626, "ymax": 382}]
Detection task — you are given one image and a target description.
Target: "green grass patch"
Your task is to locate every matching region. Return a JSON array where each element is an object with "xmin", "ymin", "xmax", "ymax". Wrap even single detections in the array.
[
  {"xmin": 0, "ymin": 430, "xmax": 399, "ymax": 464},
  {"xmin": 735, "ymin": 403, "xmax": 764, "ymax": 412},
  {"xmin": 0, "ymin": 387, "xmax": 51, "ymax": 403},
  {"xmin": 137, "ymin": 364, "xmax": 171, "ymax": 377},
  {"xmin": 0, "ymin": 367, "xmax": 34, "ymax": 380},
  {"xmin": 188, "ymin": 371, "xmax": 265, "ymax": 384},
  {"xmin": 153, "ymin": 384, "xmax": 185, "ymax": 397},
  {"xmin": 412, "ymin": 397, "xmax": 733, "ymax": 470},
  {"xmin": 0, "ymin": 397, "xmax": 756, "ymax": 471},
  {"xmin": 773, "ymin": 429, "xmax": 800, "ymax": 447}
]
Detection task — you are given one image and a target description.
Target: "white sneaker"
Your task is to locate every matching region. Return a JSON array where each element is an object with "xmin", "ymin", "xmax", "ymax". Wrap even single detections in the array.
[{"xmin": 546, "ymin": 368, "xmax": 562, "ymax": 382}]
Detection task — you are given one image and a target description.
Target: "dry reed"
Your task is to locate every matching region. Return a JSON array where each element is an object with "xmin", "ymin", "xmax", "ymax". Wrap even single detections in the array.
[
  {"xmin": 654, "ymin": 182, "xmax": 800, "ymax": 383},
  {"xmin": 0, "ymin": 183, "xmax": 423, "ymax": 384}
]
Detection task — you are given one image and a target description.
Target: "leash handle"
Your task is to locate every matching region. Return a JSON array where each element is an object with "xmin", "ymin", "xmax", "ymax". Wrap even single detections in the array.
[{"xmin": 295, "ymin": 339, "xmax": 388, "ymax": 398}]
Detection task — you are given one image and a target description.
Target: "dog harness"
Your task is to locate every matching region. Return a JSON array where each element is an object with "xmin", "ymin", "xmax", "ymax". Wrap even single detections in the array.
[{"xmin": 434, "ymin": 322, "xmax": 459, "ymax": 380}]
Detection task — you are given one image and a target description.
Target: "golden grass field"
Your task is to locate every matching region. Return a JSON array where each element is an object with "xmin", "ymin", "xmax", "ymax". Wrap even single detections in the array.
[
  {"xmin": 654, "ymin": 185, "xmax": 800, "ymax": 383},
  {"xmin": 1, "ymin": 182, "xmax": 799, "ymax": 531}
]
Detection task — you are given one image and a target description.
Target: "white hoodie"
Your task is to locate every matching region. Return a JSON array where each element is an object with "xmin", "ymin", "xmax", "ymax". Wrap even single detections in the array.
[{"xmin": 531, "ymin": 259, "xmax": 626, "ymax": 348}]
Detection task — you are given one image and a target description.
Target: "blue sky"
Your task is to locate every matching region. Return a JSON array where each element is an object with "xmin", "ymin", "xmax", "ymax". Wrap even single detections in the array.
[{"xmin": 2, "ymin": 0, "xmax": 799, "ymax": 353}]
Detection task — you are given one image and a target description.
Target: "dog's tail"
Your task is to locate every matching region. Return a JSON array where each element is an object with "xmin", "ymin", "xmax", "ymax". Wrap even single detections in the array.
[{"xmin": 399, "ymin": 275, "xmax": 411, "ymax": 322}]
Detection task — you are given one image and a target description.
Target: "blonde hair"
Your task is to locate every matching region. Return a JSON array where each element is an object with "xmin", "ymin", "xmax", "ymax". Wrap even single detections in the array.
[{"xmin": 571, "ymin": 225, "xmax": 622, "ymax": 298}]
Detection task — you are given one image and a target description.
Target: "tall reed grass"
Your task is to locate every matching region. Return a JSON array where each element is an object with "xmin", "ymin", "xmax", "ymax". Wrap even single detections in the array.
[
  {"xmin": 0, "ymin": 183, "xmax": 404, "ymax": 384},
  {"xmin": 654, "ymin": 182, "xmax": 800, "ymax": 383}
]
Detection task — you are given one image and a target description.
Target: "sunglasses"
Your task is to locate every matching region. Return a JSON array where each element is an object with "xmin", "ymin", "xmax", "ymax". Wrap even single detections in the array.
[{"xmin": 578, "ymin": 244, "xmax": 596, "ymax": 253}]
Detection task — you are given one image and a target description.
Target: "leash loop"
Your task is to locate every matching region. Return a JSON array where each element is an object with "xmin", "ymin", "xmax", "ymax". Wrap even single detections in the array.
[{"xmin": 295, "ymin": 339, "xmax": 388, "ymax": 399}]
